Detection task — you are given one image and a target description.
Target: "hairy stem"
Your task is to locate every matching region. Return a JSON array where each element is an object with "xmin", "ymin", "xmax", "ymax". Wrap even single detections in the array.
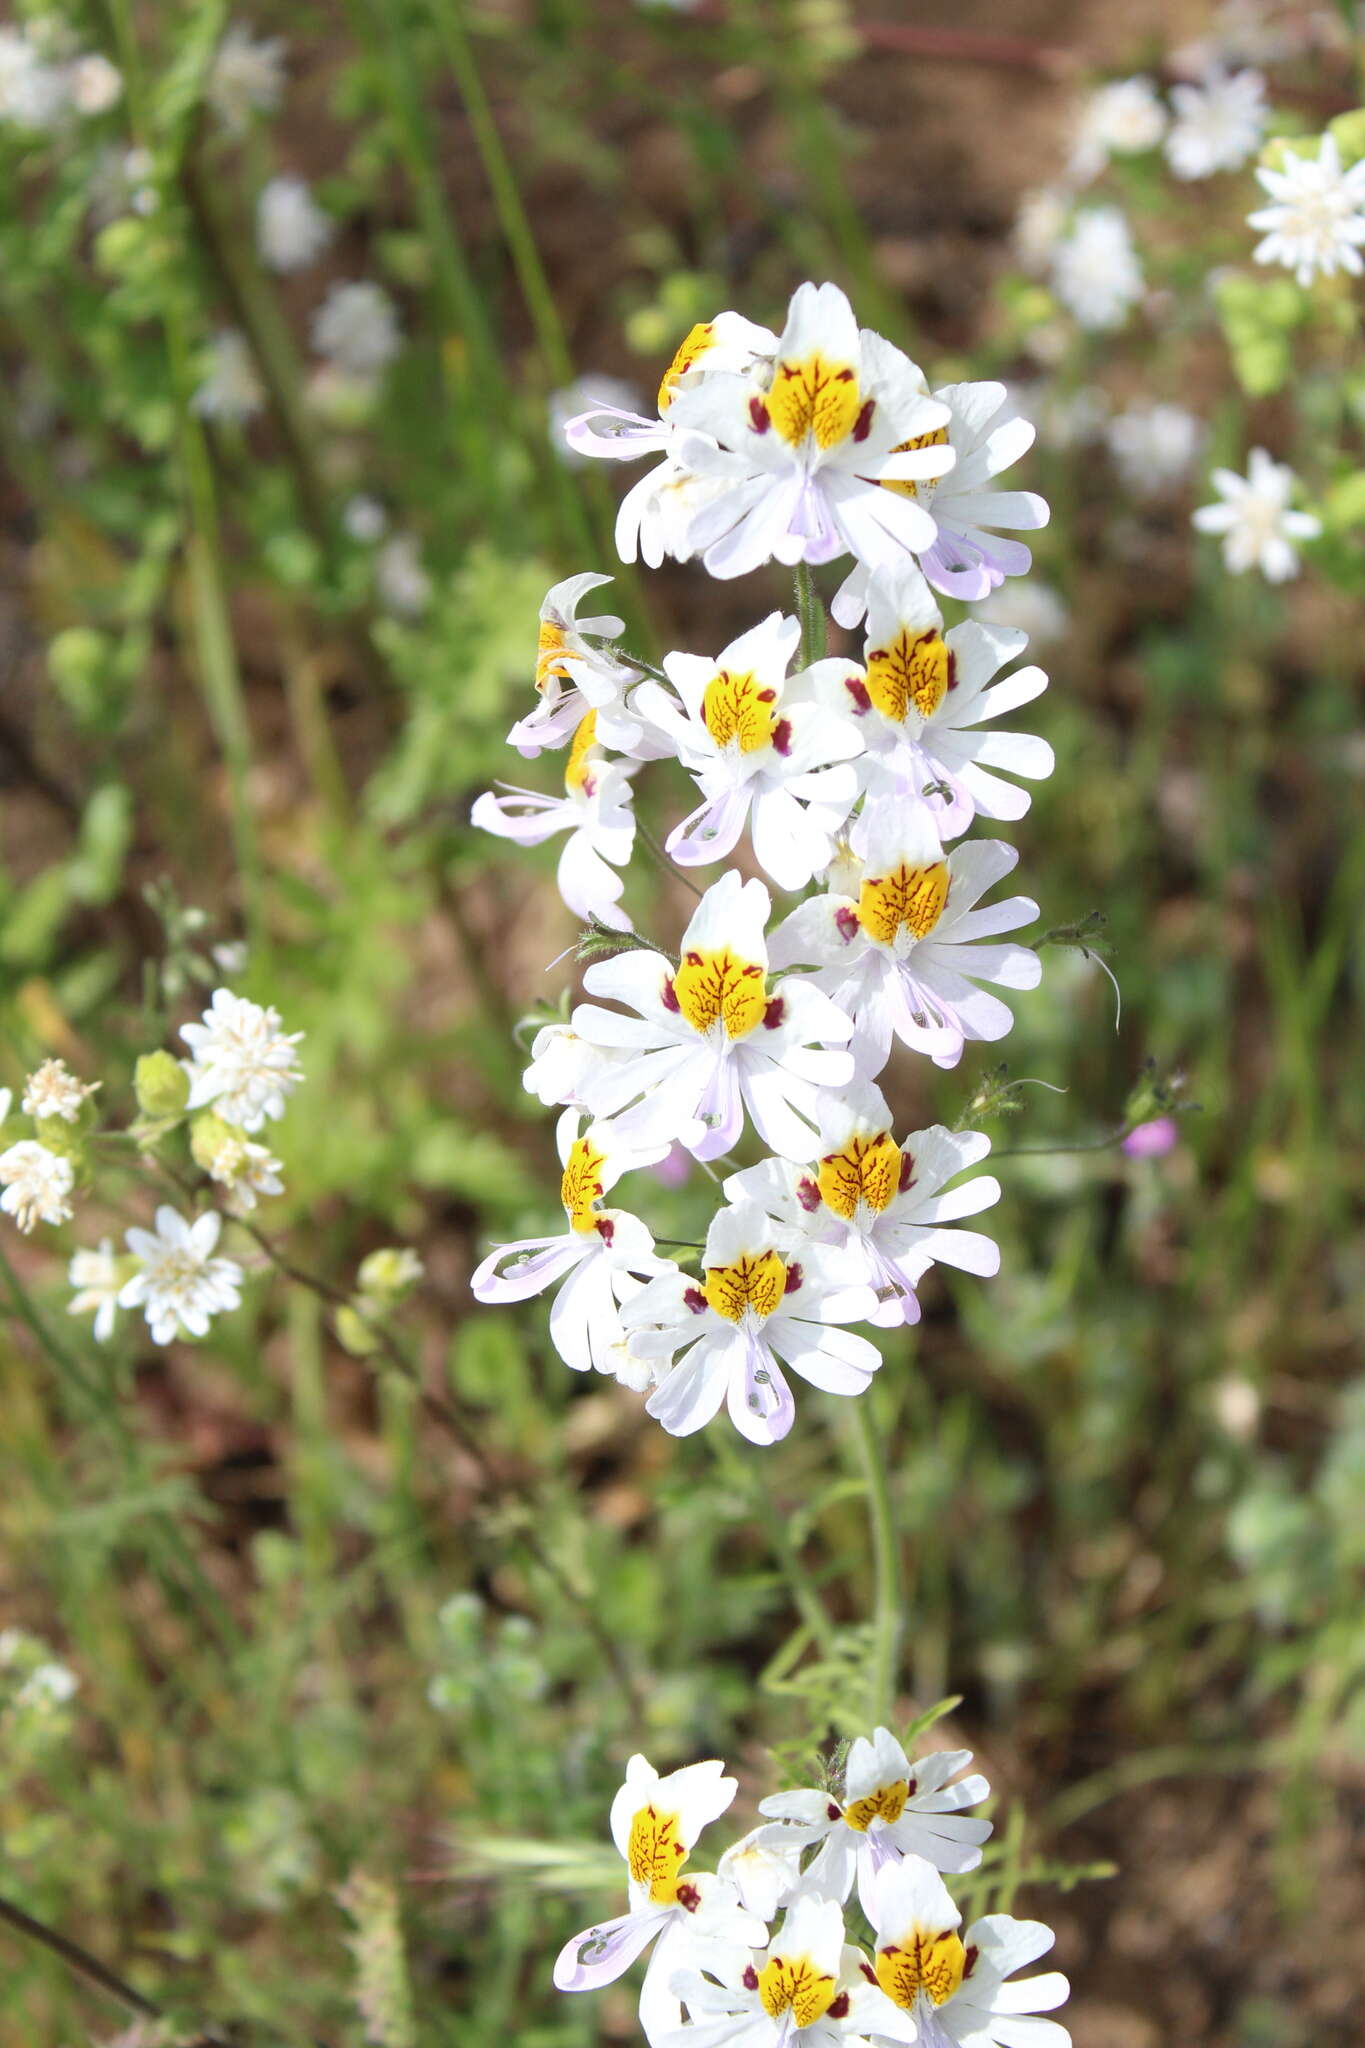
[
  {"xmin": 853, "ymin": 1393, "xmax": 903, "ymax": 1725},
  {"xmin": 793, "ymin": 561, "xmax": 827, "ymax": 669}
]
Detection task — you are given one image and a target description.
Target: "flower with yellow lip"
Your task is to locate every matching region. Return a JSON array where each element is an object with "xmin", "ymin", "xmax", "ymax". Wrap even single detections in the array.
[
  {"xmin": 769, "ymin": 801, "xmax": 1041, "ymax": 1078},
  {"xmin": 620, "ymin": 1200, "xmax": 879, "ymax": 1446},
  {"xmin": 508, "ymin": 573, "xmax": 650, "ymax": 761},
  {"xmin": 631, "ymin": 612, "xmax": 864, "ymax": 891},
  {"xmin": 472, "ymin": 709, "xmax": 639, "ymax": 932},
  {"xmin": 868, "ymin": 1856, "xmax": 1071, "ymax": 2048},
  {"xmin": 471, "ymin": 1111, "xmax": 671, "ymax": 1380},
  {"xmin": 573, "ymin": 872, "xmax": 855, "ymax": 1164},
  {"xmin": 554, "ymin": 1752, "xmax": 766, "ymax": 2042},
  {"xmin": 756, "ymin": 1726, "xmax": 992, "ymax": 1926}
]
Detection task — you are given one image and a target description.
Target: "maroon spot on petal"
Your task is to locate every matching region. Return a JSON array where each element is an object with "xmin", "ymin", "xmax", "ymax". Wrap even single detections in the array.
[
  {"xmin": 684, "ymin": 1285, "xmax": 707, "ymax": 1314},
  {"xmin": 757, "ymin": 688, "xmax": 777, "ymax": 704},
  {"xmin": 859, "ymin": 1960, "xmax": 878, "ymax": 1983},
  {"xmin": 835, "ymin": 906, "xmax": 860, "ymax": 943},
  {"xmin": 685, "ymin": 949, "xmax": 703, "ymax": 965},
  {"xmin": 662, "ymin": 976, "xmax": 680, "ymax": 1013},
  {"xmin": 749, "ymin": 396, "xmax": 771, "ymax": 434},
  {"xmin": 763, "ymin": 996, "xmax": 786, "ymax": 1030},
  {"xmin": 844, "ymin": 676, "xmax": 871, "ymax": 715},
  {"xmin": 741, "ymin": 962, "xmax": 763, "ymax": 979},
  {"xmin": 676, "ymin": 1882, "xmax": 701, "ymax": 1914},
  {"xmin": 963, "ymin": 1943, "xmax": 979, "ymax": 1980},
  {"xmin": 594, "ymin": 1217, "xmax": 615, "ymax": 1246},
  {"xmin": 827, "ymin": 1799, "xmax": 843, "ymax": 1821},
  {"xmin": 904, "ymin": 1775, "xmax": 917, "ymax": 1797},
  {"xmin": 828, "ymin": 1993, "xmax": 850, "ymax": 2020},
  {"xmin": 784, "ymin": 1261, "xmax": 803, "ymax": 1295},
  {"xmin": 743, "ymin": 1965, "xmax": 760, "ymax": 1991},
  {"xmin": 798, "ymin": 1177, "xmax": 821, "ymax": 1213},
  {"xmin": 771, "ymin": 717, "xmax": 792, "ymax": 756},
  {"xmin": 946, "ymin": 648, "xmax": 959, "ymax": 691},
  {"xmin": 852, "ymin": 398, "xmax": 876, "ymax": 442}
]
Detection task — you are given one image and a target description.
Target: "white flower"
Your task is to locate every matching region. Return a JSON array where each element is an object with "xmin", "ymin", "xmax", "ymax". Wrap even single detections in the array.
[
  {"xmin": 757, "ymin": 1727, "xmax": 992, "ymax": 1921},
  {"xmin": 657, "ymin": 1894, "xmax": 915, "ymax": 2048},
  {"xmin": 521, "ymin": 1019, "xmax": 617, "ymax": 1109},
  {"xmin": 718, "ymin": 1827, "xmax": 806, "ymax": 1922},
  {"xmin": 68, "ymin": 1239, "xmax": 122, "ymax": 1341},
  {"xmin": 553, "ymin": 1753, "xmax": 764, "ymax": 2039},
  {"xmin": 1105, "ymin": 401, "xmax": 1204, "ymax": 497},
  {"xmin": 203, "ymin": 1131, "xmax": 284, "ymax": 1216},
  {"xmin": 19, "ymin": 1661, "xmax": 79, "ymax": 1708},
  {"xmin": 471, "ymin": 1111, "xmax": 669, "ymax": 1378},
  {"xmin": 622, "ymin": 1201, "xmax": 879, "ymax": 1444},
  {"xmin": 666, "ymin": 282, "xmax": 957, "ymax": 580},
  {"xmin": 770, "ymin": 802, "xmax": 1040, "ymax": 1076},
  {"xmin": 508, "ymin": 573, "xmax": 649, "ymax": 760},
  {"xmin": 207, "ymin": 24, "xmax": 286, "ymax": 134},
  {"xmin": 22, "ymin": 1058, "xmax": 98, "ymax": 1124},
  {"xmin": 823, "ymin": 566, "xmax": 1053, "ymax": 838},
  {"xmin": 973, "ymin": 579, "xmax": 1069, "ymax": 649},
  {"xmin": 1192, "ymin": 447, "xmax": 1321, "ymax": 581},
  {"xmin": 633, "ymin": 611, "xmax": 862, "ymax": 890},
  {"xmin": 68, "ymin": 53, "xmax": 122, "ymax": 115},
  {"xmin": 1249, "ymin": 132, "xmax": 1365, "ymax": 286},
  {"xmin": 1008, "ymin": 381, "xmax": 1110, "ymax": 454},
  {"xmin": 118, "ymin": 1206, "xmax": 243, "ymax": 1345},
  {"xmin": 0, "ymin": 1088, "xmax": 10, "ymax": 1129},
  {"xmin": 343, "ymin": 494, "xmax": 388, "ymax": 543},
  {"xmin": 726, "ymin": 1083, "xmax": 1001, "ymax": 1329},
  {"xmin": 473, "ymin": 712, "xmax": 637, "ymax": 931},
  {"xmin": 1049, "ymin": 207, "xmax": 1144, "ymax": 330},
  {"xmin": 256, "ymin": 174, "xmax": 334, "ymax": 272},
  {"xmin": 0, "ymin": 27, "xmax": 67, "ymax": 127},
  {"xmin": 180, "ymin": 988, "xmax": 304, "ymax": 1132},
  {"xmin": 572, "ymin": 871, "xmax": 855, "ymax": 1162},
  {"xmin": 0, "ymin": 1142, "xmax": 74, "ymax": 1232},
  {"xmin": 866, "ymin": 1856, "xmax": 1070, "ymax": 2048},
  {"xmin": 1069, "ymin": 76, "xmax": 1167, "ymax": 182},
  {"xmin": 1164, "ymin": 66, "xmax": 1266, "ymax": 180},
  {"xmin": 311, "ymin": 282, "xmax": 401, "ymax": 376},
  {"xmin": 1013, "ymin": 187, "xmax": 1069, "ymax": 275},
  {"xmin": 374, "ymin": 533, "xmax": 432, "ymax": 617},
  {"xmin": 192, "ymin": 330, "xmax": 264, "ymax": 424},
  {"xmin": 549, "ymin": 373, "xmax": 645, "ymax": 468}
]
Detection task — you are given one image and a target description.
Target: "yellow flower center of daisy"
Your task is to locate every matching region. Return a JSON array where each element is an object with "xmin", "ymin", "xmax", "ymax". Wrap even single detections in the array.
[
  {"xmin": 672, "ymin": 947, "xmax": 767, "ymax": 1039},
  {"xmin": 876, "ymin": 1927, "xmax": 967, "ymax": 2010},
  {"xmin": 842, "ymin": 1776, "xmax": 909, "ymax": 1832},
  {"xmin": 880, "ymin": 424, "xmax": 951, "ymax": 501},
  {"xmin": 626, "ymin": 1803, "xmax": 689, "ymax": 1906},
  {"xmin": 658, "ymin": 320, "xmax": 716, "ymax": 413},
  {"xmin": 703, "ymin": 1248, "xmax": 788, "ymax": 1323},
  {"xmin": 536, "ymin": 619, "xmax": 571, "ymax": 692},
  {"xmin": 757, "ymin": 1953, "xmax": 839, "ymax": 2026},
  {"xmin": 701, "ymin": 668, "xmax": 778, "ymax": 753},
  {"xmin": 560, "ymin": 1135, "xmax": 608, "ymax": 1233},
  {"xmin": 564, "ymin": 710, "xmax": 599, "ymax": 795},
  {"xmin": 768, "ymin": 353, "xmax": 862, "ymax": 450},
  {"xmin": 817, "ymin": 1132, "xmax": 901, "ymax": 1220},
  {"xmin": 864, "ymin": 629, "xmax": 952, "ymax": 723},
  {"xmin": 857, "ymin": 861, "xmax": 950, "ymax": 945}
]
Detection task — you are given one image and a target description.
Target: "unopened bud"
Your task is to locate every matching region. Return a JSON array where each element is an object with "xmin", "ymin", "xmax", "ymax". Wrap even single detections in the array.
[
  {"xmin": 335, "ymin": 1304, "xmax": 381, "ymax": 1357},
  {"xmin": 357, "ymin": 1247, "xmax": 424, "ymax": 1303}
]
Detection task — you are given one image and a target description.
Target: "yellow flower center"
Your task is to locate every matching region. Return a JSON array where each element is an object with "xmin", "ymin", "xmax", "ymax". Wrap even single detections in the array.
[
  {"xmin": 703, "ymin": 1249, "xmax": 788, "ymax": 1324},
  {"xmin": 876, "ymin": 1928, "xmax": 967, "ymax": 2010},
  {"xmin": 842, "ymin": 1776, "xmax": 909, "ymax": 1832},
  {"xmin": 536, "ymin": 619, "xmax": 571, "ymax": 692},
  {"xmin": 880, "ymin": 424, "xmax": 951, "ymax": 501},
  {"xmin": 626, "ymin": 1803, "xmax": 689, "ymax": 1907},
  {"xmin": 768, "ymin": 352, "xmax": 862, "ymax": 450},
  {"xmin": 857, "ymin": 861, "xmax": 950, "ymax": 945},
  {"xmin": 701, "ymin": 668, "xmax": 779, "ymax": 753},
  {"xmin": 757, "ymin": 1954, "xmax": 838, "ymax": 2026},
  {"xmin": 672, "ymin": 947, "xmax": 767, "ymax": 1039},
  {"xmin": 564, "ymin": 710, "xmax": 599, "ymax": 795},
  {"xmin": 864, "ymin": 630, "xmax": 952, "ymax": 724},
  {"xmin": 658, "ymin": 320, "xmax": 716, "ymax": 413},
  {"xmin": 560, "ymin": 1135, "xmax": 609, "ymax": 1232},
  {"xmin": 817, "ymin": 1132, "xmax": 901, "ymax": 1220}
]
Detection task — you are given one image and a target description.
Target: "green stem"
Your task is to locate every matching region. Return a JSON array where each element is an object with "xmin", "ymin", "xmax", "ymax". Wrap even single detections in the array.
[
  {"xmin": 853, "ymin": 1394, "xmax": 902, "ymax": 1724},
  {"xmin": 711, "ymin": 1433, "xmax": 839, "ymax": 1654},
  {"xmin": 793, "ymin": 561, "xmax": 827, "ymax": 669}
]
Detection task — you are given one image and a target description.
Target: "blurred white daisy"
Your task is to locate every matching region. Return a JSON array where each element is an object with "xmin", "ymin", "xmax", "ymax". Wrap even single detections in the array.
[
  {"xmin": 68, "ymin": 1239, "xmax": 122, "ymax": 1341},
  {"xmin": 68, "ymin": 53, "xmax": 122, "ymax": 115},
  {"xmin": 1192, "ymin": 447, "xmax": 1321, "ymax": 580},
  {"xmin": 207, "ymin": 24, "xmax": 285, "ymax": 134},
  {"xmin": 1249, "ymin": 132, "xmax": 1365, "ymax": 286},
  {"xmin": 1050, "ymin": 207, "xmax": 1144, "ymax": 329},
  {"xmin": 1165, "ymin": 67, "xmax": 1267, "ymax": 180},
  {"xmin": 311, "ymin": 281, "xmax": 402, "ymax": 376},
  {"xmin": 343, "ymin": 494, "xmax": 388, "ymax": 543},
  {"xmin": 119, "ymin": 1206, "xmax": 243, "ymax": 1345},
  {"xmin": 0, "ymin": 1141, "xmax": 74, "ymax": 1233},
  {"xmin": 1106, "ymin": 401, "xmax": 1204, "ymax": 496},
  {"xmin": 375, "ymin": 532, "xmax": 432, "ymax": 616},
  {"xmin": 256, "ymin": 174, "xmax": 334, "ymax": 273},
  {"xmin": 192, "ymin": 329, "xmax": 264, "ymax": 424},
  {"xmin": 22, "ymin": 1058, "xmax": 98, "ymax": 1124},
  {"xmin": 181, "ymin": 988, "xmax": 304, "ymax": 1132},
  {"xmin": 1069, "ymin": 76, "xmax": 1166, "ymax": 182}
]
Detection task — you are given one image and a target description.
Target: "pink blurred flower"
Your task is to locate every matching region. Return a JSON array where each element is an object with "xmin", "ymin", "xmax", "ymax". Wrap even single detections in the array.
[
  {"xmin": 1122, "ymin": 1116, "xmax": 1178, "ymax": 1158},
  {"xmin": 652, "ymin": 1142, "xmax": 693, "ymax": 1188}
]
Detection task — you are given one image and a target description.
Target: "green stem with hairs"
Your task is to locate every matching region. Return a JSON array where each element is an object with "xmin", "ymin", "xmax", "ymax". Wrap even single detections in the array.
[
  {"xmin": 853, "ymin": 1393, "xmax": 903, "ymax": 1725},
  {"xmin": 793, "ymin": 561, "xmax": 827, "ymax": 668}
]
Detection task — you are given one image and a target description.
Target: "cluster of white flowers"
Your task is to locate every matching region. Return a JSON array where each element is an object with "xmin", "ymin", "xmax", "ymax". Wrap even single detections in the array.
[
  {"xmin": 0, "ymin": 21, "xmax": 121, "ymax": 132},
  {"xmin": 470, "ymin": 283, "xmax": 1055, "ymax": 1443},
  {"xmin": 553, "ymin": 1736, "xmax": 1068, "ymax": 2048}
]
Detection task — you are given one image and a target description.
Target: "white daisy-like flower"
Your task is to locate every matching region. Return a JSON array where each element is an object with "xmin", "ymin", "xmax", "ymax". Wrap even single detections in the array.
[
  {"xmin": 374, "ymin": 533, "xmax": 432, "ymax": 617},
  {"xmin": 1013, "ymin": 187, "xmax": 1069, "ymax": 275},
  {"xmin": 572, "ymin": 871, "xmax": 855, "ymax": 1162},
  {"xmin": 757, "ymin": 1726, "xmax": 992, "ymax": 1921},
  {"xmin": 726, "ymin": 1082, "xmax": 1001, "ymax": 1329},
  {"xmin": 1049, "ymin": 207, "xmax": 1144, "ymax": 330},
  {"xmin": 633, "ymin": 611, "xmax": 862, "ymax": 890},
  {"xmin": 1192, "ymin": 447, "xmax": 1321, "ymax": 581},
  {"xmin": 180, "ymin": 988, "xmax": 304, "ymax": 1132},
  {"xmin": 118, "ymin": 1206, "xmax": 243, "ymax": 1345},
  {"xmin": 553, "ymin": 1753, "xmax": 765, "ymax": 2039},
  {"xmin": 256, "ymin": 174, "xmax": 334, "ymax": 273},
  {"xmin": 973, "ymin": 579, "xmax": 1070, "ymax": 650},
  {"xmin": 657, "ymin": 1894, "xmax": 916, "ymax": 2048},
  {"xmin": 621, "ymin": 1201, "xmax": 879, "ymax": 1444},
  {"xmin": 1165, "ymin": 66, "xmax": 1267, "ymax": 180},
  {"xmin": 22, "ymin": 1058, "xmax": 98, "ymax": 1124},
  {"xmin": 67, "ymin": 1239, "xmax": 122, "ymax": 1341},
  {"xmin": 191, "ymin": 329, "xmax": 264, "ymax": 424},
  {"xmin": 473, "ymin": 711, "xmax": 637, "ymax": 930},
  {"xmin": 1248, "ymin": 131, "xmax": 1365, "ymax": 286},
  {"xmin": 667, "ymin": 282, "xmax": 957, "ymax": 581},
  {"xmin": 0, "ymin": 27, "xmax": 67, "ymax": 128},
  {"xmin": 1105, "ymin": 401, "xmax": 1204, "ymax": 497},
  {"xmin": 202, "ymin": 1130, "xmax": 284, "ymax": 1216},
  {"xmin": 343, "ymin": 494, "xmax": 388, "ymax": 543},
  {"xmin": 1068, "ymin": 75, "xmax": 1167, "ymax": 183},
  {"xmin": 822, "ymin": 566, "xmax": 1053, "ymax": 839},
  {"xmin": 207, "ymin": 24, "xmax": 286, "ymax": 134},
  {"xmin": 0, "ymin": 1141, "xmax": 74, "ymax": 1233},
  {"xmin": 68, "ymin": 53, "xmax": 122, "ymax": 116},
  {"xmin": 866, "ymin": 1855, "xmax": 1070, "ymax": 2048},
  {"xmin": 770, "ymin": 802, "xmax": 1040, "ymax": 1076},
  {"xmin": 508, "ymin": 573, "xmax": 650, "ymax": 760},
  {"xmin": 311, "ymin": 282, "xmax": 401, "ymax": 376},
  {"xmin": 471, "ymin": 1110, "xmax": 669, "ymax": 1379}
]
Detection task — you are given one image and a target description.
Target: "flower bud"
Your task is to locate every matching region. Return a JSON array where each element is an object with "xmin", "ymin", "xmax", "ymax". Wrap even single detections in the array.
[
  {"xmin": 134, "ymin": 1051, "xmax": 190, "ymax": 1119},
  {"xmin": 335, "ymin": 1304, "xmax": 381, "ymax": 1357},
  {"xmin": 357, "ymin": 1246, "xmax": 424, "ymax": 1303}
]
